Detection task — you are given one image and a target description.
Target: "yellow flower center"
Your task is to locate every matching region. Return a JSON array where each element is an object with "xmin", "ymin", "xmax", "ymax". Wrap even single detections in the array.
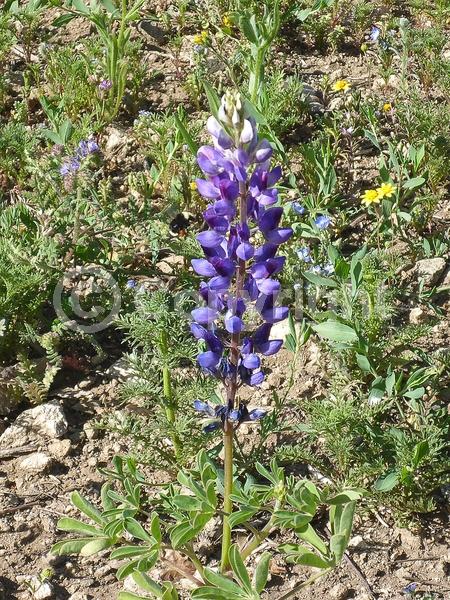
[
  {"xmin": 190, "ymin": 181, "xmax": 197, "ymax": 191},
  {"xmin": 383, "ymin": 102, "xmax": 392, "ymax": 112}
]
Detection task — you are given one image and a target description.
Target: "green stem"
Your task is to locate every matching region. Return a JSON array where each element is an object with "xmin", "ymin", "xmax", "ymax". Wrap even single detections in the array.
[
  {"xmin": 220, "ymin": 422, "xmax": 234, "ymax": 572},
  {"xmin": 160, "ymin": 330, "xmax": 182, "ymax": 460}
]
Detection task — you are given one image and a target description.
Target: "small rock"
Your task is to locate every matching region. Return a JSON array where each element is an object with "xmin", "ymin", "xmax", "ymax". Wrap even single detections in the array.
[
  {"xmin": 48, "ymin": 438, "xmax": 71, "ymax": 459},
  {"xmin": 18, "ymin": 452, "xmax": 52, "ymax": 473},
  {"xmin": 34, "ymin": 581, "xmax": 54, "ymax": 600},
  {"xmin": 69, "ymin": 593, "xmax": 91, "ymax": 600},
  {"xmin": 348, "ymin": 535, "xmax": 365, "ymax": 548},
  {"xmin": 416, "ymin": 257, "xmax": 447, "ymax": 286},
  {"xmin": 83, "ymin": 422, "xmax": 99, "ymax": 440},
  {"xmin": 409, "ymin": 307, "xmax": 427, "ymax": 325},
  {"xmin": 105, "ymin": 127, "xmax": 126, "ymax": 153},
  {"xmin": 0, "ymin": 401, "xmax": 68, "ymax": 448},
  {"xmin": 270, "ymin": 319, "xmax": 291, "ymax": 340},
  {"xmin": 123, "ymin": 574, "xmax": 142, "ymax": 594},
  {"xmin": 105, "ymin": 358, "xmax": 133, "ymax": 382}
]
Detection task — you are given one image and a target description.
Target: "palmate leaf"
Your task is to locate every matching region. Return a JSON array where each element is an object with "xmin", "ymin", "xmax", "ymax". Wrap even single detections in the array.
[
  {"xmin": 202, "ymin": 568, "xmax": 246, "ymax": 597},
  {"xmin": 71, "ymin": 490, "xmax": 105, "ymax": 525},
  {"xmin": 312, "ymin": 321, "xmax": 358, "ymax": 344}
]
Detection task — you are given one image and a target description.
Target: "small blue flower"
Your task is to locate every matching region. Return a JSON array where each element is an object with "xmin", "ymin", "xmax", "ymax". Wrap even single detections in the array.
[
  {"xmin": 87, "ymin": 139, "xmax": 99, "ymax": 154},
  {"xmin": 138, "ymin": 110, "xmax": 152, "ymax": 118},
  {"xmin": 369, "ymin": 25, "xmax": 381, "ymax": 42},
  {"xmin": 296, "ymin": 247, "xmax": 312, "ymax": 263},
  {"xmin": 322, "ymin": 262, "xmax": 334, "ymax": 275},
  {"xmin": 403, "ymin": 583, "xmax": 418, "ymax": 594},
  {"xmin": 292, "ymin": 201, "xmax": 306, "ymax": 215},
  {"xmin": 126, "ymin": 279, "xmax": 137, "ymax": 289},
  {"xmin": 314, "ymin": 215, "xmax": 332, "ymax": 230}
]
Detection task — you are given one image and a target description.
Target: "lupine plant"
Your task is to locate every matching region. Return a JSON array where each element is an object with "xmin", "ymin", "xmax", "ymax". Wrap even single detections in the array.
[{"xmin": 52, "ymin": 94, "xmax": 362, "ymax": 599}]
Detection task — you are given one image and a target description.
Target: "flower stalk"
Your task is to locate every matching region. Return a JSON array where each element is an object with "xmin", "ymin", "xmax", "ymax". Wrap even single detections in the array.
[{"xmin": 190, "ymin": 90, "xmax": 292, "ymax": 574}]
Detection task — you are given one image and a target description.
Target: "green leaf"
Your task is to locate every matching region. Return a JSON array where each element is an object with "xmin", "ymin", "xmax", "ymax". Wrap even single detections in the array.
[
  {"xmin": 228, "ymin": 507, "xmax": 258, "ymax": 529},
  {"xmin": 125, "ymin": 518, "xmax": 153, "ymax": 542},
  {"xmin": 57, "ymin": 518, "xmax": 100, "ymax": 537},
  {"xmin": 80, "ymin": 537, "xmax": 114, "ymax": 556},
  {"xmin": 326, "ymin": 491, "xmax": 362, "ymax": 505},
  {"xmin": 404, "ymin": 387, "xmax": 425, "ymax": 399},
  {"xmin": 40, "ymin": 129, "xmax": 63, "ymax": 145},
  {"xmin": 229, "ymin": 545, "xmax": 252, "ymax": 593},
  {"xmin": 132, "ymin": 572, "xmax": 165, "ymax": 595},
  {"xmin": 403, "ymin": 177, "xmax": 425, "ymax": 190},
  {"xmin": 192, "ymin": 588, "xmax": 241, "ymax": 600},
  {"xmin": 253, "ymin": 552, "xmax": 270, "ymax": 594},
  {"xmin": 51, "ymin": 537, "xmax": 94, "ymax": 555},
  {"xmin": 312, "ymin": 321, "xmax": 358, "ymax": 343},
  {"xmin": 202, "ymin": 81, "xmax": 220, "ymax": 117},
  {"xmin": 172, "ymin": 496, "xmax": 202, "ymax": 511},
  {"xmin": 303, "ymin": 272, "xmax": 338, "ymax": 288},
  {"xmin": 203, "ymin": 568, "xmax": 245, "ymax": 596},
  {"xmin": 374, "ymin": 472, "xmax": 399, "ymax": 492},
  {"xmin": 72, "ymin": 0, "xmax": 89, "ymax": 13},
  {"xmin": 174, "ymin": 112, "xmax": 198, "ymax": 156},
  {"xmin": 243, "ymin": 98, "xmax": 268, "ymax": 125},
  {"xmin": 356, "ymin": 353, "xmax": 371, "ymax": 372},
  {"xmin": 296, "ymin": 524, "xmax": 328, "ymax": 555},
  {"xmin": 364, "ymin": 129, "xmax": 381, "ymax": 151},
  {"xmin": 412, "ymin": 440, "xmax": 429, "ymax": 468},
  {"xmin": 118, "ymin": 593, "xmax": 151, "ymax": 600},
  {"xmin": 330, "ymin": 533, "xmax": 346, "ymax": 564},
  {"xmin": 110, "ymin": 546, "xmax": 151, "ymax": 559},
  {"xmin": 71, "ymin": 491, "xmax": 104, "ymax": 525}
]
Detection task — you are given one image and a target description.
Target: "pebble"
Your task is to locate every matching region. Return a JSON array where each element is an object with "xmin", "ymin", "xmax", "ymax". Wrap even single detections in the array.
[{"xmin": 18, "ymin": 452, "xmax": 52, "ymax": 473}]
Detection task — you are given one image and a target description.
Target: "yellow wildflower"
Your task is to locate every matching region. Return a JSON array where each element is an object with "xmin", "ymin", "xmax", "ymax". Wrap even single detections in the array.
[
  {"xmin": 376, "ymin": 182, "xmax": 395, "ymax": 198},
  {"xmin": 361, "ymin": 189, "xmax": 380, "ymax": 206},
  {"xmin": 190, "ymin": 181, "xmax": 197, "ymax": 191},
  {"xmin": 332, "ymin": 80, "xmax": 351, "ymax": 92},
  {"xmin": 193, "ymin": 30, "xmax": 209, "ymax": 45},
  {"xmin": 383, "ymin": 102, "xmax": 392, "ymax": 112},
  {"xmin": 222, "ymin": 14, "xmax": 232, "ymax": 28}
]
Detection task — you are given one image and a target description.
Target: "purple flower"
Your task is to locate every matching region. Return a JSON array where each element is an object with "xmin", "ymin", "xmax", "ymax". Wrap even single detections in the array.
[
  {"xmin": 60, "ymin": 157, "xmax": 80, "ymax": 177},
  {"xmin": 314, "ymin": 214, "xmax": 332, "ymax": 230},
  {"xmin": 99, "ymin": 79, "xmax": 112, "ymax": 91},
  {"xmin": 126, "ymin": 279, "xmax": 137, "ymax": 289},
  {"xmin": 190, "ymin": 92, "xmax": 292, "ymax": 432}
]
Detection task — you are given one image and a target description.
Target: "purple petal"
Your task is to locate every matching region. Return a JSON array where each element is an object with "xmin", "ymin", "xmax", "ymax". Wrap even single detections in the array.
[
  {"xmin": 225, "ymin": 315, "xmax": 244, "ymax": 334},
  {"xmin": 259, "ymin": 339, "xmax": 283, "ymax": 356},
  {"xmin": 267, "ymin": 166, "xmax": 282, "ymax": 187},
  {"xmin": 254, "ymin": 243, "xmax": 278, "ymax": 261},
  {"xmin": 212, "ymin": 258, "xmax": 235, "ymax": 277},
  {"xmin": 266, "ymin": 228, "xmax": 293, "ymax": 245},
  {"xmin": 196, "ymin": 179, "xmax": 220, "ymax": 198},
  {"xmin": 219, "ymin": 179, "xmax": 239, "ymax": 202},
  {"xmin": 249, "ymin": 371, "xmax": 265, "ymax": 386},
  {"xmin": 194, "ymin": 400, "xmax": 216, "ymax": 416},
  {"xmin": 208, "ymin": 275, "xmax": 231, "ymax": 291},
  {"xmin": 258, "ymin": 207, "xmax": 283, "ymax": 234},
  {"xmin": 190, "ymin": 323, "xmax": 207, "ymax": 339},
  {"xmin": 243, "ymin": 353, "xmax": 260, "ymax": 369},
  {"xmin": 196, "ymin": 230, "xmax": 224, "ymax": 248},
  {"xmin": 197, "ymin": 146, "xmax": 224, "ymax": 175},
  {"xmin": 204, "ymin": 422, "xmax": 221, "ymax": 433},
  {"xmin": 261, "ymin": 306, "xmax": 289, "ymax": 323},
  {"xmin": 191, "ymin": 307, "xmax": 218, "ymax": 325},
  {"xmin": 236, "ymin": 242, "xmax": 254, "ymax": 261},
  {"xmin": 198, "ymin": 351, "xmax": 222, "ymax": 369},
  {"xmin": 249, "ymin": 408, "xmax": 266, "ymax": 420},
  {"xmin": 257, "ymin": 278, "xmax": 281, "ymax": 295},
  {"xmin": 191, "ymin": 259, "xmax": 217, "ymax": 277}
]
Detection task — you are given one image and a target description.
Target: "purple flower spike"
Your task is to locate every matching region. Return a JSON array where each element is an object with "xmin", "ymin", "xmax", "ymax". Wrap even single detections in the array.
[{"xmin": 190, "ymin": 91, "xmax": 291, "ymax": 431}]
